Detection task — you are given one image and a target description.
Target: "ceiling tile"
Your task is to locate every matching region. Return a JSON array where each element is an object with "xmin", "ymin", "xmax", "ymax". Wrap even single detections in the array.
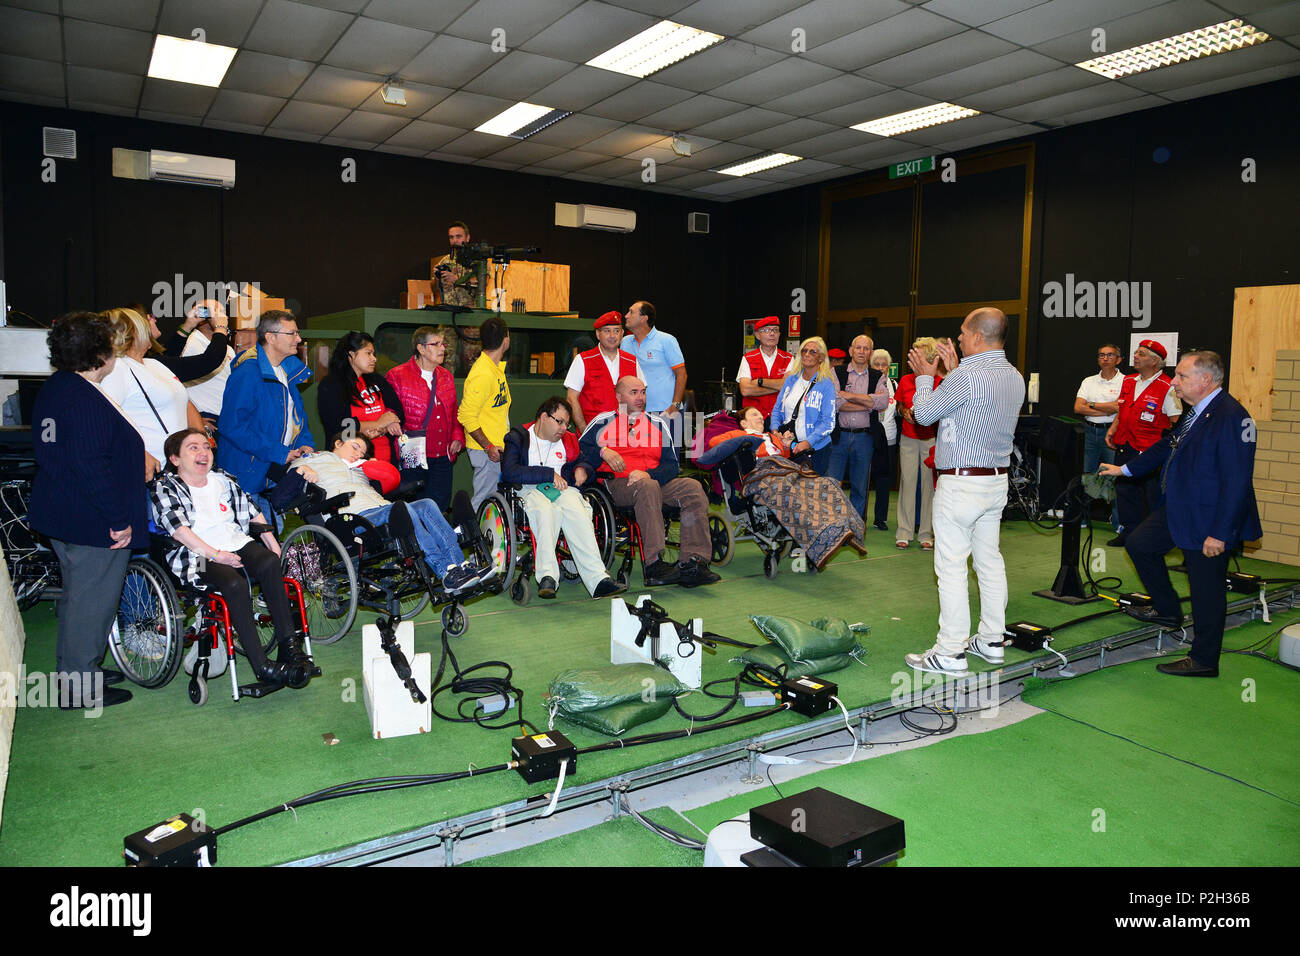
[
  {"xmin": 361, "ymin": 0, "xmax": 477, "ymax": 33},
  {"xmin": 601, "ymin": 0, "xmax": 695, "ymax": 16},
  {"xmin": 243, "ymin": 0, "xmax": 354, "ymax": 62},
  {"xmin": 693, "ymin": 177, "xmax": 764, "ymax": 195},
  {"xmin": 137, "ymin": 110, "xmax": 203, "ymax": 127},
  {"xmin": 920, "ymin": 0, "xmax": 1047, "ymax": 27},
  {"xmin": 320, "ymin": 135, "xmax": 379, "ymax": 148},
  {"xmin": 670, "ymin": 141, "xmax": 759, "ymax": 169},
  {"xmin": 666, "ymin": 169, "xmax": 731, "ymax": 187},
  {"xmin": 222, "ymin": 50, "xmax": 315, "ymax": 98},
  {"xmin": 1053, "ymin": 92, "xmax": 1167, "ymax": 125},
  {"xmin": 672, "ymin": 0, "xmax": 809, "ymax": 34},
  {"xmin": 206, "ymin": 88, "xmax": 286, "ymax": 125},
  {"xmin": 444, "ymin": 0, "xmax": 587, "ymax": 45},
  {"xmin": 383, "ymin": 120, "xmax": 465, "ymax": 150},
  {"xmin": 66, "ymin": 66, "xmax": 142, "ymax": 109},
  {"xmin": 817, "ymin": 137, "xmax": 928, "ymax": 165},
  {"xmin": 760, "ymin": 73, "xmax": 890, "ymax": 115},
  {"xmin": 527, "ymin": 65, "xmax": 638, "ymax": 112},
  {"xmin": 575, "ymin": 156, "xmax": 646, "ymax": 179},
  {"xmin": 157, "ymin": 0, "xmax": 263, "ymax": 47},
  {"xmin": 649, "ymin": 39, "xmax": 785, "ymax": 93},
  {"xmin": 400, "ymin": 34, "xmax": 499, "ymax": 88},
  {"xmin": 462, "ymin": 50, "xmax": 576, "ymax": 99},
  {"xmin": 585, "ymin": 80, "xmax": 696, "ymax": 121},
  {"xmin": 960, "ymin": 65, "xmax": 1108, "ymax": 112},
  {"xmin": 857, "ymin": 30, "xmax": 1020, "ymax": 87},
  {"xmin": 739, "ymin": 0, "xmax": 910, "ymax": 54},
  {"xmin": 419, "ymin": 89, "xmax": 516, "ymax": 128},
  {"xmin": 1118, "ymin": 38, "xmax": 1299, "ymax": 92},
  {"xmin": 814, "ymin": 89, "xmax": 936, "ymax": 127},
  {"xmin": 819, "ymin": 8, "xmax": 967, "ymax": 72},
  {"xmin": 893, "ymin": 111, "xmax": 1022, "ymax": 145},
  {"xmin": 0, "ymin": 0, "xmax": 59, "ymax": 12},
  {"xmin": 981, "ymin": 0, "xmax": 1171, "ymax": 46},
  {"xmin": 476, "ymin": 158, "xmax": 524, "ymax": 171},
  {"xmin": 708, "ymin": 56, "xmax": 841, "ymax": 106},
  {"xmin": 139, "ymin": 78, "xmax": 217, "ymax": 115},
  {"xmin": 64, "ymin": 0, "xmax": 160, "ymax": 31},
  {"xmin": 933, "ymin": 123, "xmax": 1041, "ymax": 153},
  {"xmin": 581, "ymin": 123, "xmax": 671, "ymax": 155},
  {"xmin": 0, "ymin": 52, "xmax": 64, "ymax": 97},
  {"xmin": 0, "ymin": 6, "xmax": 61, "ymax": 61},
  {"xmin": 909, "ymin": 49, "xmax": 1069, "ymax": 101},
  {"xmin": 438, "ymin": 131, "xmax": 514, "ymax": 158},
  {"xmin": 734, "ymin": 116, "xmax": 838, "ymax": 149},
  {"xmin": 1, "ymin": 90, "xmax": 68, "ymax": 108},
  {"xmin": 780, "ymin": 126, "xmax": 877, "ymax": 157},
  {"xmin": 424, "ymin": 151, "xmax": 475, "ymax": 165},
  {"xmin": 374, "ymin": 143, "xmax": 428, "ymax": 157},
  {"xmin": 483, "ymin": 140, "xmax": 567, "ymax": 165},
  {"xmin": 356, "ymin": 81, "xmax": 452, "ymax": 115},
  {"xmin": 521, "ymin": 1, "xmax": 657, "ymax": 61},
  {"xmin": 639, "ymin": 93, "xmax": 746, "ymax": 130},
  {"xmin": 63, "ymin": 19, "xmax": 153, "ymax": 74},
  {"xmin": 689, "ymin": 105, "xmax": 796, "ymax": 140},
  {"xmin": 999, "ymin": 82, "xmax": 1149, "ymax": 123},
  {"xmin": 528, "ymin": 148, "xmax": 609, "ymax": 170},
  {"xmin": 524, "ymin": 112, "xmax": 623, "ymax": 147},
  {"xmin": 267, "ymin": 99, "xmax": 351, "ymax": 134},
  {"xmin": 263, "ymin": 127, "xmax": 325, "ymax": 143},
  {"xmin": 323, "ymin": 16, "xmax": 435, "ymax": 74},
  {"xmin": 1249, "ymin": 3, "xmax": 1300, "ymax": 35},
  {"xmin": 296, "ymin": 65, "xmax": 382, "ymax": 108},
  {"xmin": 203, "ymin": 118, "xmax": 268, "ymax": 135},
  {"xmin": 1030, "ymin": 0, "xmax": 1227, "ymax": 63},
  {"xmin": 326, "ymin": 110, "xmax": 410, "ymax": 141},
  {"xmin": 1158, "ymin": 59, "xmax": 1300, "ymax": 101}
]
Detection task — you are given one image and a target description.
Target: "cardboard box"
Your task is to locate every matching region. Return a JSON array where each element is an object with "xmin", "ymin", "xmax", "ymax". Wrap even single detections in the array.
[{"xmin": 233, "ymin": 295, "xmax": 286, "ymax": 329}]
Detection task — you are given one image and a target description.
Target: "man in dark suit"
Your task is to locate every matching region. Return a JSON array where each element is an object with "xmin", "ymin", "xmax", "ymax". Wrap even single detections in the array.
[{"xmin": 1099, "ymin": 350, "xmax": 1261, "ymax": 677}]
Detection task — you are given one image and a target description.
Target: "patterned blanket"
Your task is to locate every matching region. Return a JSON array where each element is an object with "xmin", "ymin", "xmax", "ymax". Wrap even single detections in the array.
[{"xmin": 739, "ymin": 456, "xmax": 866, "ymax": 569}]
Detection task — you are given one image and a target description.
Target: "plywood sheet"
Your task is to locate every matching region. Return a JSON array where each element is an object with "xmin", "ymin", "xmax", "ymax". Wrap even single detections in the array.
[{"xmin": 1230, "ymin": 284, "xmax": 1300, "ymax": 422}]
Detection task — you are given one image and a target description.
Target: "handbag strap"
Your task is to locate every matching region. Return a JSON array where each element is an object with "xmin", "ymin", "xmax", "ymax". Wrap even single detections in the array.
[
  {"xmin": 420, "ymin": 369, "xmax": 439, "ymax": 432},
  {"xmin": 129, "ymin": 368, "xmax": 170, "ymax": 433}
]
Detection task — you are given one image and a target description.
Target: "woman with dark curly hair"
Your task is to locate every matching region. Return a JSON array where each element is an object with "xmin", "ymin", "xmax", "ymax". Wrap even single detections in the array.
[
  {"xmin": 317, "ymin": 331, "xmax": 407, "ymax": 468},
  {"xmin": 29, "ymin": 311, "xmax": 147, "ymax": 710}
]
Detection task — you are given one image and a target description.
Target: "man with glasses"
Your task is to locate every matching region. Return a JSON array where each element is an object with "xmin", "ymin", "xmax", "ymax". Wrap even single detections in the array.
[
  {"xmin": 1074, "ymin": 343, "xmax": 1125, "ymax": 531},
  {"xmin": 565, "ymin": 311, "xmax": 643, "ymax": 434},
  {"xmin": 501, "ymin": 397, "xmax": 627, "ymax": 600},
  {"xmin": 219, "ymin": 309, "xmax": 315, "ymax": 526},
  {"xmin": 736, "ymin": 315, "xmax": 792, "ymax": 425},
  {"xmin": 387, "ymin": 325, "xmax": 464, "ymax": 510}
]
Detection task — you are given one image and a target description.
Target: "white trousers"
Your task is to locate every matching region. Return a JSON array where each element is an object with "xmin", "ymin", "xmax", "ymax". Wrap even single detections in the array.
[
  {"xmin": 897, "ymin": 435, "xmax": 935, "ymax": 543},
  {"xmin": 932, "ymin": 473, "xmax": 1009, "ymax": 656},
  {"xmin": 519, "ymin": 486, "xmax": 608, "ymax": 595}
]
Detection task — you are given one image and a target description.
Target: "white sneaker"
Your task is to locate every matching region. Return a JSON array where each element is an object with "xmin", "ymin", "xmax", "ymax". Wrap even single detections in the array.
[
  {"xmin": 905, "ymin": 647, "xmax": 970, "ymax": 676},
  {"xmin": 967, "ymin": 635, "xmax": 1005, "ymax": 664}
]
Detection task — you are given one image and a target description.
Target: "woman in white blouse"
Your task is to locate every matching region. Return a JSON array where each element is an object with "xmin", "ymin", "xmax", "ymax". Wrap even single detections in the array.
[{"xmin": 99, "ymin": 308, "xmax": 205, "ymax": 478}]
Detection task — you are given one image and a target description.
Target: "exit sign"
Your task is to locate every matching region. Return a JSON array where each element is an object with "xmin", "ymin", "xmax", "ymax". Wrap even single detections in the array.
[{"xmin": 889, "ymin": 156, "xmax": 935, "ymax": 178}]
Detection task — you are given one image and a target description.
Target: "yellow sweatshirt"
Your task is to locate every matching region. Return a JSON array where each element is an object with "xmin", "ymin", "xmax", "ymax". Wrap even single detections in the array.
[{"xmin": 458, "ymin": 352, "xmax": 510, "ymax": 450}]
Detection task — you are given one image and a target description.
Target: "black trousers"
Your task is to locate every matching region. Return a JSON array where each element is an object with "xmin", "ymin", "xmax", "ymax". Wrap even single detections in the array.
[
  {"xmin": 1125, "ymin": 504, "xmax": 1229, "ymax": 667},
  {"xmin": 197, "ymin": 541, "xmax": 295, "ymax": 671},
  {"xmin": 870, "ymin": 432, "xmax": 896, "ymax": 525},
  {"xmin": 1114, "ymin": 443, "xmax": 1163, "ymax": 534},
  {"xmin": 424, "ymin": 457, "xmax": 454, "ymax": 512}
]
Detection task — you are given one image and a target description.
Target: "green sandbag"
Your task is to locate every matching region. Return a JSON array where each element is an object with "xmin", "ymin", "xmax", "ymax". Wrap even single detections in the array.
[
  {"xmin": 559, "ymin": 697, "xmax": 673, "ymax": 737},
  {"xmin": 549, "ymin": 663, "xmax": 687, "ymax": 713},
  {"xmin": 750, "ymin": 614, "xmax": 863, "ymax": 660},
  {"xmin": 730, "ymin": 642, "xmax": 857, "ymax": 681}
]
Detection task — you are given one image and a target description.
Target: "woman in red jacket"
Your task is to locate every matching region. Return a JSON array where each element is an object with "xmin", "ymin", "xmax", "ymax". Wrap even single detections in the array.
[
  {"xmin": 894, "ymin": 337, "xmax": 949, "ymax": 550},
  {"xmin": 385, "ymin": 326, "xmax": 464, "ymax": 511}
]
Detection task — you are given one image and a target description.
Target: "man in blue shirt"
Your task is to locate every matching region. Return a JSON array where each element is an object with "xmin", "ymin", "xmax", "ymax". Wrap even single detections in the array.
[{"xmin": 621, "ymin": 300, "xmax": 686, "ymax": 416}]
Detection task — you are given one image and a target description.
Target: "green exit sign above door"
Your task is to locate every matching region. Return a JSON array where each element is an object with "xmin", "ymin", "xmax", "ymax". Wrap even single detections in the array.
[{"xmin": 888, "ymin": 156, "xmax": 935, "ymax": 178}]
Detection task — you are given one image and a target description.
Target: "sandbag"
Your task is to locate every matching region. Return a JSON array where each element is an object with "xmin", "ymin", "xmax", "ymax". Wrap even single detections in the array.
[
  {"xmin": 750, "ymin": 615, "xmax": 866, "ymax": 661},
  {"xmin": 548, "ymin": 663, "xmax": 687, "ymax": 713},
  {"xmin": 559, "ymin": 697, "xmax": 673, "ymax": 736},
  {"xmin": 730, "ymin": 642, "xmax": 858, "ymax": 681}
]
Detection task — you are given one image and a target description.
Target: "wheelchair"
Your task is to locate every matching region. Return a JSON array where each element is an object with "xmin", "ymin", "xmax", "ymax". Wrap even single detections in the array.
[
  {"xmin": 275, "ymin": 482, "xmax": 488, "ymax": 640},
  {"xmin": 701, "ymin": 438, "xmax": 794, "ymax": 579},
  {"xmin": 476, "ymin": 482, "xmax": 615, "ymax": 604}
]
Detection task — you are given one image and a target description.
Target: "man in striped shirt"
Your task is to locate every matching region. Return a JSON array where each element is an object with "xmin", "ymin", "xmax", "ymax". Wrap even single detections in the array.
[{"xmin": 904, "ymin": 308, "xmax": 1026, "ymax": 677}]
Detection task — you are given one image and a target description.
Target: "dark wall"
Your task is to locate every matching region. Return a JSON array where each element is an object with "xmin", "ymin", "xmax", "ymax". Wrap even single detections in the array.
[
  {"xmin": 730, "ymin": 76, "xmax": 1300, "ymax": 415},
  {"xmin": 0, "ymin": 101, "xmax": 729, "ymax": 382}
]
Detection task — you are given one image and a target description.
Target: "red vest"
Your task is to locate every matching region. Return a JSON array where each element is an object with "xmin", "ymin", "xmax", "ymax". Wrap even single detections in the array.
[
  {"xmin": 578, "ymin": 347, "xmax": 638, "ymax": 424},
  {"xmin": 742, "ymin": 348, "xmax": 793, "ymax": 418},
  {"xmin": 1112, "ymin": 373, "xmax": 1175, "ymax": 451},
  {"xmin": 596, "ymin": 414, "xmax": 665, "ymax": 477}
]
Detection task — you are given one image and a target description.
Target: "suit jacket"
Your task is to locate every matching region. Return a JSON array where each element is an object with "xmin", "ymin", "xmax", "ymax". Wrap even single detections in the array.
[{"xmin": 1125, "ymin": 389, "xmax": 1262, "ymax": 549}]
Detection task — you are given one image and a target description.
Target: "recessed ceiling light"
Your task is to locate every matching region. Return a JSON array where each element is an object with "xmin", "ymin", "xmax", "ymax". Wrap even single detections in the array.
[
  {"xmin": 588, "ymin": 20, "xmax": 724, "ymax": 78},
  {"xmin": 147, "ymin": 34, "xmax": 237, "ymax": 88},
  {"xmin": 1076, "ymin": 19, "xmax": 1270, "ymax": 79},
  {"xmin": 476, "ymin": 103, "xmax": 571, "ymax": 138},
  {"xmin": 852, "ymin": 103, "xmax": 979, "ymax": 137},
  {"xmin": 717, "ymin": 153, "xmax": 802, "ymax": 177}
]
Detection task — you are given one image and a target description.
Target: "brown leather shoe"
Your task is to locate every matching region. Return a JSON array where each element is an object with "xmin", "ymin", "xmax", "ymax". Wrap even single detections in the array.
[{"xmin": 1156, "ymin": 656, "xmax": 1218, "ymax": 677}]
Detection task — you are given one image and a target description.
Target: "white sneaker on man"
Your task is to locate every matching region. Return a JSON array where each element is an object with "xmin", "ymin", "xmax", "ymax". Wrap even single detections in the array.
[
  {"xmin": 966, "ymin": 635, "xmax": 1005, "ymax": 664},
  {"xmin": 905, "ymin": 647, "xmax": 970, "ymax": 677}
]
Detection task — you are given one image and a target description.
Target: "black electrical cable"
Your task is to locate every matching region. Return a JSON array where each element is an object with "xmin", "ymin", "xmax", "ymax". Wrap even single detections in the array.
[
  {"xmin": 672, "ymin": 672, "xmax": 744, "ymax": 721},
  {"xmin": 429, "ymin": 626, "xmax": 539, "ymax": 734},
  {"xmin": 576, "ymin": 704, "xmax": 788, "ymax": 755}
]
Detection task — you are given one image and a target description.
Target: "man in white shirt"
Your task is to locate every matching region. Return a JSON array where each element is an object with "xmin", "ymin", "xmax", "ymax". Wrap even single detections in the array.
[
  {"xmin": 735, "ymin": 315, "xmax": 792, "ymax": 425},
  {"xmin": 564, "ymin": 311, "xmax": 643, "ymax": 434},
  {"xmin": 1074, "ymin": 343, "xmax": 1124, "ymax": 529}
]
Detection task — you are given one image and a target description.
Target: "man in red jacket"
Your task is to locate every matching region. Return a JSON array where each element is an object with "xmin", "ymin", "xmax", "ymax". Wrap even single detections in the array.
[
  {"xmin": 386, "ymin": 326, "xmax": 464, "ymax": 510},
  {"xmin": 564, "ymin": 311, "xmax": 643, "ymax": 434},
  {"xmin": 1105, "ymin": 339, "xmax": 1181, "ymax": 546}
]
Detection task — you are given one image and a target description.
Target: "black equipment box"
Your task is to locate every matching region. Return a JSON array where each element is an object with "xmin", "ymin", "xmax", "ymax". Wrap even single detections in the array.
[
  {"xmin": 1004, "ymin": 621, "xmax": 1052, "ymax": 651},
  {"xmin": 123, "ymin": 813, "xmax": 216, "ymax": 867},
  {"xmin": 748, "ymin": 788, "xmax": 904, "ymax": 867},
  {"xmin": 1117, "ymin": 592, "xmax": 1152, "ymax": 608},
  {"xmin": 512, "ymin": 730, "xmax": 576, "ymax": 784},
  {"xmin": 780, "ymin": 676, "xmax": 838, "ymax": 717},
  {"xmin": 1227, "ymin": 571, "xmax": 1262, "ymax": 592}
]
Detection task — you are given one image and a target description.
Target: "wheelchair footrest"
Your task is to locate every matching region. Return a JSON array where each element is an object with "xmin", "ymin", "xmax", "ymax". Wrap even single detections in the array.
[{"xmin": 237, "ymin": 681, "xmax": 285, "ymax": 699}]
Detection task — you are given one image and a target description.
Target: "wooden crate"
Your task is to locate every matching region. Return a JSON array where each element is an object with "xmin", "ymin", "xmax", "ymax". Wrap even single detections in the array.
[
  {"xmin": 1229, "ymin": 284, "xmax": 1300, "ymax": 422},
  {"xmin": 485, "ymin": 260, "xmax": 570, "ymax": 312}
]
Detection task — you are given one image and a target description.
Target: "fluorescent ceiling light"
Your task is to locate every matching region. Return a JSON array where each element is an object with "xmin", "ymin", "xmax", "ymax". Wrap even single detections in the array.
[
  {"xmin": 1076, "ymin": 19, "xmax": 1270, "ymax": 79},
  {"xmin": 588, "ymin": 20, "xmax": 724, "ymax": 78},
  {"xmin": 718, "ymin": 153, "xmax": 802, "ymax": 177},
  {"xmin": 852, "ymin": 103, "xmax": 979, "ymax": 137},
  {"xmin": 147, "ymin": 34, "xmax": 237, "ymax": 87},
  {"xmin": 476, "ymin": 102, "xmax": 572, "ymax": 139},
  {"xmin": 380, "ymin": 79, "xmax": 406, "ymax": 106}
]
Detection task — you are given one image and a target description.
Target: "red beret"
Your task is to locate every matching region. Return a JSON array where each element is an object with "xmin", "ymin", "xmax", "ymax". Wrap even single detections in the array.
[
  {"xmin": 1137, "ymin": 339, "xmax": 1167, "ymax": 360},
  {"xmin": 594, "ymin": 310, "xmax": 623, "ymax": 330},
  {"xmin": 828, "ymin": 348, "xmax": 848, "ymax": 358},
  {"xmin": 754, "ymin": 315, "xmax": 780, "ymax": 331}
]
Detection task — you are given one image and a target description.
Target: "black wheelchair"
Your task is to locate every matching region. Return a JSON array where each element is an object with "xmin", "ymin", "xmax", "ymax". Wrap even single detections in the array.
[{"xmin": 476, "ymin": 483, "xmax": 615, "ymax": 604}]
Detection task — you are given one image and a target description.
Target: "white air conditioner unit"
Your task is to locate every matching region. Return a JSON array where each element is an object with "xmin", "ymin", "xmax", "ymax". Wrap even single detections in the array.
[
  {"xmin": 575, "ymin": 204, "xmax": 636, "ymax": 233},
  {"xmin": 149, "ymin": 149, "xmax": 236, "ymax": 189}
]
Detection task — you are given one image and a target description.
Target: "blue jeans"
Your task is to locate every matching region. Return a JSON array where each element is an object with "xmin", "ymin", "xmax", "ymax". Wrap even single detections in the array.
[
  {"xmin": 360, "ymin": 500, "xmax": 463, "ymax": 571},
  {"xmin": 827, "ymin": 429, "xmax": 874, "ymax": 516},
  {"xmin": 1082, "ymin": 423, "xmax": 1119, "ymax": 529}
]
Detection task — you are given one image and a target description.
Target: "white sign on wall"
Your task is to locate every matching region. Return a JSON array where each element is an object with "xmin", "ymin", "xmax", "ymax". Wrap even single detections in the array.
[{"xmin": 1129, "ymin": 331, "xmax": 1179, "ymax": 367}]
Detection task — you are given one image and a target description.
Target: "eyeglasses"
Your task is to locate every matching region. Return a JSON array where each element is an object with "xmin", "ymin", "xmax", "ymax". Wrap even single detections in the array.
[
  {"xmin": 545, "ymin": 411, "xmax": 571, "ymax": 428},
  {"xmin": 421, "ymin": 340, "xmax": 446, "ymax": 348},
  {"xmin": 1098, "ymin": 352, "xmax": 1119, "ymax": 358},
  {"xmin": 268, "ymin": 330, "xmax": 301, "ymax": 339},
  {"xmin": 800, "ymin": 348, "xmax": 820, "ymax": 355}
]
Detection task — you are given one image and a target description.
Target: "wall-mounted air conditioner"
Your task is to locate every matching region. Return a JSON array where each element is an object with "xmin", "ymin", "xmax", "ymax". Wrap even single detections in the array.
[
  {"xmin": 149, "ymin": 149, "xmax": 236, "ymax": 189},
  {"xmin": 555, "ymin": 202, "xmax": 636, "ymax": 233}
]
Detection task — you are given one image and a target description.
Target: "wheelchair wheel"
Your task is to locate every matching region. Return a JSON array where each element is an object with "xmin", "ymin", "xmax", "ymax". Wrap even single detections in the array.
[
  {"xmin": 246, "ymin": 589, "xmax": 282, "ymax": 660},
  {"xmin": 476, "ymin": 492, "xmax": 515, "ymax": 585},
  {"xmin": 584, "ymin": 486, "xmax": 617, "ymax": 570},
  {"xmin": 189, "ymin": 675, "xmax": 208, "ymax": 706},
  {"xmin": 442, "ymin": 602, "xmax": 468, "ymax": 637},
  {"xmin": 398, "ymin": 586, "xmax": 432, "ymax": 622},
  {"xmin": 764, "ymin": 553, "xmax": 779, "ymax": 579},
  {"xmin": 280, "ymin": 524, "xmax": 358, "ymax": 645},
  {"xmin": 510, "ymin": 573, "xmax": 532, "ymax": 606},
  {"xmin": 109, "ymin": 557, "xmax": 183, "ymax": 688},
  {"xmin": 709, "ymin": 514, "xmax": 735, "ymax": 567}
]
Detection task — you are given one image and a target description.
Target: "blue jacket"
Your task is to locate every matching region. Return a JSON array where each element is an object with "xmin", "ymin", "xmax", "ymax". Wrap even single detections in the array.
[
  {"xmin": 1126, "ymin": 389, "xmax": 1262, "ymax": 550},
  {"xmin": 771, "ymin": 374, "xmax": 837, "ymax": 451},
  {"xmin": 30, "ymin": 370, "xmax": 148, "ymax": 549},
  {"xmin": 217, "ymin": 347, "xmax": 315, "ymax": 494}
]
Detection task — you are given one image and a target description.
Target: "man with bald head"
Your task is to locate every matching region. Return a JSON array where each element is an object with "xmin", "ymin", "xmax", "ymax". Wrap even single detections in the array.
[
  {"xmin": 903, "ymin": 308, "xmax": 1026, "ymax": 677},
  {"xmin": 828, "ymin": 333, "xmax": 891, "ymax": 518},
  {"xmin": 577, "ymin": 376, "xmax": 718, "ymax": 588}
]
